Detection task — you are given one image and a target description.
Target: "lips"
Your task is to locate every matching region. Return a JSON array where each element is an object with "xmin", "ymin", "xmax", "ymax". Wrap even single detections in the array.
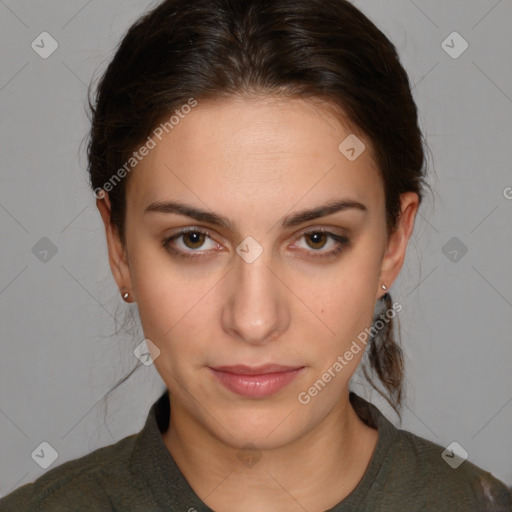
[
  {"xmin": 210, "ymin": 364, "xmax": 304, "ymax": 375},
  {"xmin": 208, "ymin": 364, "xmax": 306, "ymax": 398}
]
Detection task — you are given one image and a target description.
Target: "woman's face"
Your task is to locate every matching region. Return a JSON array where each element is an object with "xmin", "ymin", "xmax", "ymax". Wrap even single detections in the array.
[{"xmin": 100, "ymin": 95, "xmax": 418, "ymax": 449}]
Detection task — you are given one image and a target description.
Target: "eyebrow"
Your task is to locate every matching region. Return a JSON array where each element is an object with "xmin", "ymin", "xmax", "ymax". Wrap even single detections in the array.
[{"xmin": 144, "ymin": 198, "xmax": 367, "ymax": 230}]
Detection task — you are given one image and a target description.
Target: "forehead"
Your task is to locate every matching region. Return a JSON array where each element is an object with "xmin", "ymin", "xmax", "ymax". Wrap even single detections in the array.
[{"xmin": 125, "ymin": 95, "xmax": 383, "ymax": 216}]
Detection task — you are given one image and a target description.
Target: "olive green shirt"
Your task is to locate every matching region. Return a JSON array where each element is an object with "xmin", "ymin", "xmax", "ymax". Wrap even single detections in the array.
[{"xmin": 1, "ymin": 390, "xmax": 511, "ymax": 511}]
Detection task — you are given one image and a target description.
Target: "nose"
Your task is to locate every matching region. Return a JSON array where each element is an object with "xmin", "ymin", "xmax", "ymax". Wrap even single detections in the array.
[{"xmin": 221, "ymin": 246, "xmax": 290, "ymax": 346}]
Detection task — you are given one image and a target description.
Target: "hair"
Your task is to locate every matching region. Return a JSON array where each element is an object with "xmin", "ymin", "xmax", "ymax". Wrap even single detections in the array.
[{"xmin": 87, "ymin": 0, "xmax": 429, "ymax": 417}]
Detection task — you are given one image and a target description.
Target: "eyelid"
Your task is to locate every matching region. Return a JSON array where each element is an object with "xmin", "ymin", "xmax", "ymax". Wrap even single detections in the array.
[{"xmin": 297, "ymin": 226, "xmax": 349, "ymax": 238}]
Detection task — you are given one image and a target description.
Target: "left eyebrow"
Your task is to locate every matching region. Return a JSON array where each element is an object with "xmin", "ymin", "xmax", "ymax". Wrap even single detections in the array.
[
  {"xmin": 144, "ymin": 198, "xmax": 367, "ymax": 231},
  {"xmin": 281, "ymin": 198, "xmax": 368, "ymax": 227}
]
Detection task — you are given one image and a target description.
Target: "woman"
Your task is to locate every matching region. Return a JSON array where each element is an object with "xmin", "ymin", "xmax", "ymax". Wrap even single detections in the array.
[{"xmin": 1, "ymin": 0, "xmax": 510, "ymax": 510}]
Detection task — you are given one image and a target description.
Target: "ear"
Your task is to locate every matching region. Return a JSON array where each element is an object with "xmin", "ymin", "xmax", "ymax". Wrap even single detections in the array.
[
  {"xmin": 376, "ymin": 191, "xmax": 419, "ymax": 300},
  {"xmin": 96, "ymin": 192, "xmax": 133, "ymax": 299}
]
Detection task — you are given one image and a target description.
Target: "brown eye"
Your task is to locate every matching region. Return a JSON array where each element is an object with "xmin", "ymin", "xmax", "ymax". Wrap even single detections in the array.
[
  {"xmin": 162, "ymin": 228, "xmax": 219, "ymax": 258},
  {"xmin": 182, "ymin": 231, "xmax": 206, "ymax": 249},
  {"xmin": 293, "ymin": 229, "xmax": 351, "ymax": 259},
  {"xmin": 305, "ymin": 232, "xmax": 328, "ymax": 250}
]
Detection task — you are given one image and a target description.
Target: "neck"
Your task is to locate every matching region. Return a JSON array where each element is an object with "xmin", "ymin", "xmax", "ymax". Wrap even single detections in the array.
[{"xmin": 162, "ymin": 390, "xmax": 378, "ymax": 512}]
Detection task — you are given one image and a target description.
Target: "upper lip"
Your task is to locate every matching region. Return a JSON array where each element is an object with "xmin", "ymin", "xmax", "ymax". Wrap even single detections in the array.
[{"xmin": 210, "ymin": 364, "xmax": 305, "ymax": 375}]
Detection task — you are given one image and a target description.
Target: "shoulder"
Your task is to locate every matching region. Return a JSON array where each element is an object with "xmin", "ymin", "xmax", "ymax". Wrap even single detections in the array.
[
  {"xmin": 350, "ymin": 392, "xmax": 512, "ymax": 511},
  {"xmin": 380, "ymin": 426, "xmax": 512, "ymax": 511},
  {"xmin": 0, "ymin": 433, "xmax": 138, "ymax": 512}
]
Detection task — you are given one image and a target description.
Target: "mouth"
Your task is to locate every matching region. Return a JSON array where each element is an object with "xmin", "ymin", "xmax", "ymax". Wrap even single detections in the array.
[{"xmin": 208, "ymin": 364, "xmax": 306, "ymax": 398}]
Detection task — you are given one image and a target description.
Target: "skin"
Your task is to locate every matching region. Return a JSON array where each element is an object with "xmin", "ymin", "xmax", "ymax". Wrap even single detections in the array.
[{"xmin": 97, "ymin": 95, "xmax": 419, "ymax": 512}]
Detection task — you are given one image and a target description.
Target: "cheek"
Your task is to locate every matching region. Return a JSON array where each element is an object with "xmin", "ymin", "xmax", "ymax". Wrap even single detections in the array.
[
  {"xmin": 127, "ymin": 247, "xmax": 218, "ymax": 372},
  {"xmin": 308, "ymin": 245, "xmax": 382, "ymax": 363},
  {"xmin": 125, "ymin": 231, "xmax": 200, "ymax": 329},
  {"xmin": 314, "ymin": 285, "xmax": 375, "ymax": 364},
  {"xmin": 134, "ymin": 269, "xmax": 212, "ymax": 345}
]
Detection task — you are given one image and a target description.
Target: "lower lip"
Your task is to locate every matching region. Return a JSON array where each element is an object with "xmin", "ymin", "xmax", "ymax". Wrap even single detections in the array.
[{"xmin": 209, "ymin": 367, "xmax": 305, "ymax": 398}]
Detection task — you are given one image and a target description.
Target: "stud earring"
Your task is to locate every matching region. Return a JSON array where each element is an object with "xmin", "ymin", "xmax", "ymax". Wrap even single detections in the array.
[
  {"xmin": 122, "ymin": 290, "xmax": 130, "ymax": 301},
  {"xmin": 381, "ymin": 284, "xmax": 388, "ymax": 290}
]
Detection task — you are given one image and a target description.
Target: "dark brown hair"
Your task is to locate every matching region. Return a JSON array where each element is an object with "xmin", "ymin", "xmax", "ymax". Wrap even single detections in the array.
[{"xmin": 88, "ymin": 0, "xmax": 428, "ymax": 416}]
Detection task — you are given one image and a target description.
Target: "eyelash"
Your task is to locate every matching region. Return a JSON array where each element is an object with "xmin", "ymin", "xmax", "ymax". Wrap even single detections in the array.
[{"xmin": 162, "ymin": 227, "xmax": 351, "ymax": 260}]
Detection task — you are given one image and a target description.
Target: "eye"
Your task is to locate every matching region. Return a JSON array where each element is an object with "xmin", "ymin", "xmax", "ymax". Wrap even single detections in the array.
[
  {"xmin": 163, "ymin": 228, "xmax": 220, "ymax": 258},
  {"xmin": 293, "ymin": 229, "xmax": 351, "ymax": 259}
]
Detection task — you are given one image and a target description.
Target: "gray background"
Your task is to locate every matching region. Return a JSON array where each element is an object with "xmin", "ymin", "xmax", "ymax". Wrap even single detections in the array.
[{"xmin": 1, "ymin": 0, "xmax": 511, "ymax": 497}]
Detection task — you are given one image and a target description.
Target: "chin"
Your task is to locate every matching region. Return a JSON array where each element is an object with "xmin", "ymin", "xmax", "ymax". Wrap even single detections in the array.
[{"xmin": 204, "ymin": 403, "xmax": 305, "ymax": 449}]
